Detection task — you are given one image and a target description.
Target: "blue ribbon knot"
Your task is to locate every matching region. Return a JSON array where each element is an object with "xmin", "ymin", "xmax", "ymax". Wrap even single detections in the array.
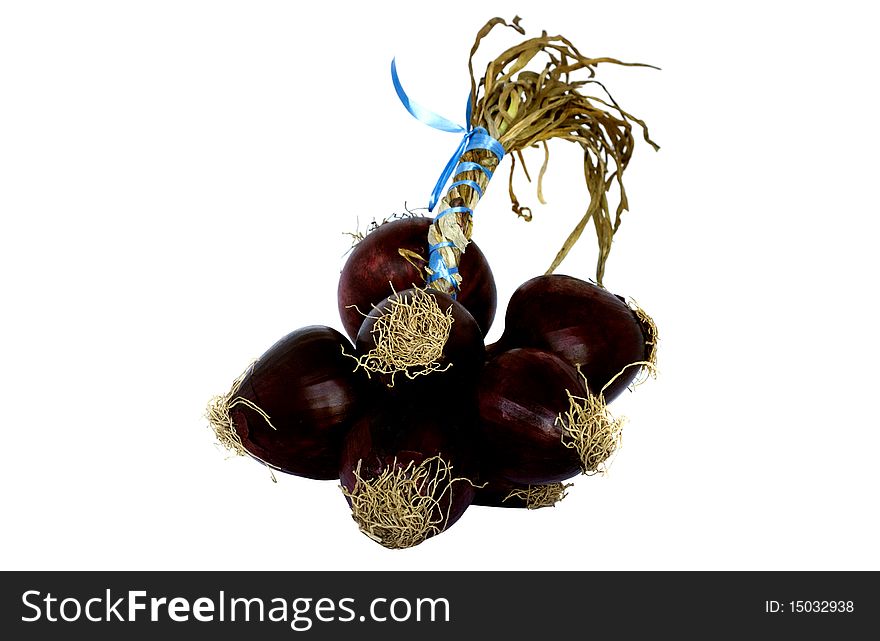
[
  {"xmin": 391, "ymin": 58, "xmax": 505, "ymax": 294},
  {"xmin": 391, "ymin": 58, "xmax": 504, "ymax": 211}
]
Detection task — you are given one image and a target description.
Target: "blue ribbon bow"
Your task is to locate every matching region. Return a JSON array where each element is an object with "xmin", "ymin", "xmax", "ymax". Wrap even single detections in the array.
[{"xmin": 391, "ymin": 58, "xmax": 504, "ymax": 211}]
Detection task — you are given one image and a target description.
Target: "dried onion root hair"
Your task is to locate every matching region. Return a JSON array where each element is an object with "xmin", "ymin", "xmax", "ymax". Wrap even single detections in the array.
[
  {"xmin": 342, "ymin": 205, "xmax": 427, "ymax": 253},
  {"xmin": 340, "ymin": 455, "xmax": 470, "ymax": 550},
  {"xmin": 503, "ymin": 482, "xmax": 574, "ymax": 509},
  {"xmin": 204, "ymin": 362, "xmax": 280, "ymax": 482},
  {"xmin": 205, "ymin": 361, "xmax": 276, "ymax": 457},
  {"xmin": 349, "ymin": 288, "xmax": 454, "ymax": 386},
  {"xmin": 558, "ymin": 389, "xmax": 625, "ymax": 476},
  {"xmin": 628, "ymin": 298, "xmax": 659, "ymax": 387}
]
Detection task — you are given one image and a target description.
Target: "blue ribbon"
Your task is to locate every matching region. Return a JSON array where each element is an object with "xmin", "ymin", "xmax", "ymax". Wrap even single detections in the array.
[
  {"xmin": 391, "ymin": 58, "xmax": 504, "ymax": 211},
  {"xmin": 426, "ymin": 258, "xmax": 459, "ymax": 288},
  {"xmin": 426, "ymin": 240, "xmax": 459, "ymax": 287},
  {"xmin": 455, "ymin": 161, "xmax": 493, "ymax": 179},
  {"xmin": 392, "ymin": 58, "xmax": 507, "ymax": 297},
  {"xmin": 428, "ymin": 241, "xmax": 456, "ymax": 252},
  {"xmin": 391, "ymin": 58, "xmax": 466, "ymax": 135},
  {"xmin": 448, "ymin": 179, "xmax": 483, "ymax": 198}
]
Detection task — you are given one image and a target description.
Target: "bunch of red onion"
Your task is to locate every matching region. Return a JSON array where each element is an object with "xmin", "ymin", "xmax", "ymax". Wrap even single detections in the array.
[
  {"xmin": 206, "ymin": 215, "xmax": 656, "ymax": 548},
  {"xmin": 206, "ymin": 16, "xmax": 659, "ymax": 548}
]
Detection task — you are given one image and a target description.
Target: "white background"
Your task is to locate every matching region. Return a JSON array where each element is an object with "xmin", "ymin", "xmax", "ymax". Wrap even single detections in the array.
[{"xmin": 2, "ymin": 1, "xmax": 878, "ymax": 570}]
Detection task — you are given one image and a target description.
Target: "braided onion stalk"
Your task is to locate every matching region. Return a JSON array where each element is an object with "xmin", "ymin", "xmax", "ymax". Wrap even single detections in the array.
[{"xmin": 426, "ymin": 16, "xmax": 658, "ymax": 294}]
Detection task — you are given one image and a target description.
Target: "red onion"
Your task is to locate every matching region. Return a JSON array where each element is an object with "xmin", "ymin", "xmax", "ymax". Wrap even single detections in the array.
[
  {"xmin": 477, "ymin": 348, "xmax": 624, "ymax": 485},
  {"xmin": 337, "ymin": 217, "xmax": 496, "ymax": 341},
  {"xmin": 339, "ymin": 402, "xmax": 476, "ymax": 548},
  {"xmin": 491, "ymin": 274, "xmax": 656, "ymax": 402},
  {"xmin": 206, "ymin": 326, "xmax": 365, "ymax": 480},
  {"xmin": 478, "ymin": 348, "xmax": 585, "ymax": 484}
]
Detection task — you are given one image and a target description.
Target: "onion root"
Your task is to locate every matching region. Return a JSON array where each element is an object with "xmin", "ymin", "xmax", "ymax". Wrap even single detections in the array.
[
  {"xmin": 503, "ymin": 483, "xmax": 574, "ymax": 509},
  {"xmin": 340, "ymin": 455, "xmax": 468, "ymax": 550},
  {"xmin": 349, "ymin": 288, "xmax": 454, "ymax": 386},
  {"xmin": 205, "ymin": 361, "xmax": 276, "ymax": 458},
  {"xmin": 558, "ymin": 389, "xmax": 625, "ymax": 476},
  {"xmin": 628, "ymin": 298, "xmax": 659, "ymax": 387}
]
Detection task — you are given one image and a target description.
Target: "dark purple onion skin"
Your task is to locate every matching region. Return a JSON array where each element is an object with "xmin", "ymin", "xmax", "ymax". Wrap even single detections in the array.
[
  {"xmin": 492, "ymin": 274, "xmax": 648, "ymax": 402},
  {"xmin": 337, "ymin": 217, "xmax": 497, "ymax": 341},
  {"xmin": 339, "ymin": 402, "xmax": 476, "ymax": 538},
  {"xmin": 354, "ymin": 288, "xmax": 485, "ymax": 395},
  {"xmin": 229, "ymin": 325, "xmax": 366, "ymax": 480},
  {"xmin": 477, "ymin": 348, "xmax": 585, "ymax": 485}
]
